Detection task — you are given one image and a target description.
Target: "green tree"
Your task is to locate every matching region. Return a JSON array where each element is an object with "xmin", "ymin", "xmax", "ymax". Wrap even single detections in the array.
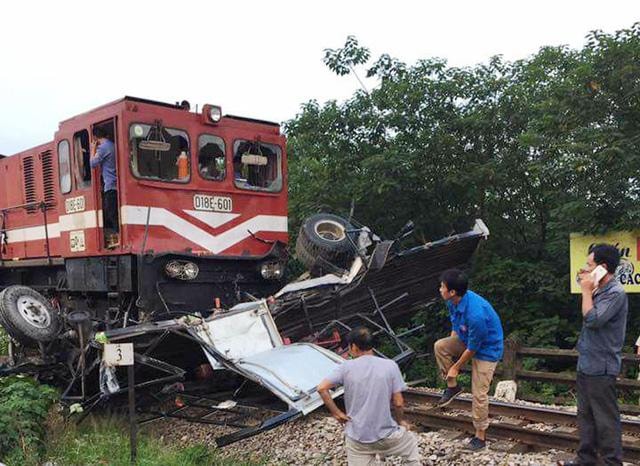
[{"xmin": 285, "ymin": 24, "xmax": 640, "ymax": 349}]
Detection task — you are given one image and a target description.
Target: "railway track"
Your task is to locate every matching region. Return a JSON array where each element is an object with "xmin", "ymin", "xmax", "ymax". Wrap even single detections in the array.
[{"xmin": 405, "ymin": 388, "xmax": 640, "ymax": 462}]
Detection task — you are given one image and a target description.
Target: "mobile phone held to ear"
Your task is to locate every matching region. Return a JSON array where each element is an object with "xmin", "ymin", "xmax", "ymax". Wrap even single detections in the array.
[{"xmin": 591, "ymin": 265, "xmax": 607, "ymax": 287}]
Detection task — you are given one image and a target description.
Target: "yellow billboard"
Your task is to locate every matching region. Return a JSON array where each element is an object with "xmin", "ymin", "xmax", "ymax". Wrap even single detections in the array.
[{"xmin": 570, "ymin": 231, "xmax": 638, "ymax": 293}]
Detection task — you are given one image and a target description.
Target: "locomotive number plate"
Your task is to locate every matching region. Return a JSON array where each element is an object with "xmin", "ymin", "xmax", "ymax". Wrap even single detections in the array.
[
  {"xmin": 70, "ymin": 230, "xmax": 86, "ymax": 252},
  {"xmin": 193, "ymin": 194, "xmax": 232, "ymax": 213},
  {"xmin": 65, "ymin": 196, "xmax": 86, "ymax": 214}
]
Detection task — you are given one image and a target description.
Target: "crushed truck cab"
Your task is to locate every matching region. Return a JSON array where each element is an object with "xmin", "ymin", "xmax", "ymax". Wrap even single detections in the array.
[{"xmin": 100, "ymin": 300, "xmax": 344, "ymax": 446}]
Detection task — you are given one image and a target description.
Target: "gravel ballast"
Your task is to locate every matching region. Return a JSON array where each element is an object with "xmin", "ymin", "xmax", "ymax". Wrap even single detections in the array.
[{"xmin": 151, "ymin": 412, "xmax": 575, "ymax": 465}]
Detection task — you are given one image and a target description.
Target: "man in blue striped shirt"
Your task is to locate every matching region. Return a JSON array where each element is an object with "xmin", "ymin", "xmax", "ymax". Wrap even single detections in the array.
[
  {"xmin": 90, "ymin": 127, "xmax": 118, "ymax": 240},
  {"xmin": 434, "ymin": 268, "xmax": 504, "ymax": 451}
]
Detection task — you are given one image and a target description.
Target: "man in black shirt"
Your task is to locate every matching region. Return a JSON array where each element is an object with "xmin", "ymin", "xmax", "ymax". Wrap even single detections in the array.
[{"xmin": 559, "ymin": 244, "xmax": 628, "ymax": 466}]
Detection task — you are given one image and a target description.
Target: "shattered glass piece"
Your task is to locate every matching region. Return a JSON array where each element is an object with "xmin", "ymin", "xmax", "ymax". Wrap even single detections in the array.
[{"xmin": 99, "ymin": 362, "xmax": 120, "ymax": 395}]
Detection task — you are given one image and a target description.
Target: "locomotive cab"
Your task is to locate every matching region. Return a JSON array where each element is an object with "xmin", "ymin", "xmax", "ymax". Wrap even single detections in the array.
[{"xmin": 0, "ymin": 96, "xmax": 288, "ymax": 345}]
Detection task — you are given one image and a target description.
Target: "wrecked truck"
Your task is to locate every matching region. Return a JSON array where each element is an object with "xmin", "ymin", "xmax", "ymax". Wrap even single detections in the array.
[
  {"xmin": 95, "ymin": 299, "xmax": 347, "ymax": 446},
  {"xmin": 0, "ymin": 212, "xmax": 488, "ymax": 444},
  {"xmin": 0, "ymin": 96, "xmax": 490, "ymax": 444}
]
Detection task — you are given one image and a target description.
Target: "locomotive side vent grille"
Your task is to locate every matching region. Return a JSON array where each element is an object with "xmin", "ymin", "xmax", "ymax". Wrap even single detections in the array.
[
  {"xmin": 40, "ymin": 150, "xmax": 56, "ymax": 211},
  {"xmin": 23, "ymin": 155, "xmax": 38, "ymax": 214}
]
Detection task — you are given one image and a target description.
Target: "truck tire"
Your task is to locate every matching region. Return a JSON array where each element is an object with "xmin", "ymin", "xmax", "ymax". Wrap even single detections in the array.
[
  {"xmin": 295, "ymin": 213, "xmax": 356, "ymax": 274},
  {"xmin": 0, "ymin": 286, "xmax": 60, "ymax": 345}
]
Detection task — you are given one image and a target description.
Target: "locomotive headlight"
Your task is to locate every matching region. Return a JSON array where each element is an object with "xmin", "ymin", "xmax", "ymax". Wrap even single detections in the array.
[
  {"xmin": 202, "ymin": 104, "xmax": 222, "ymax": 125},
  {"xmin": 182, "ymin": 262, "xmax": 200, "ymax": 280},
  {"xmin": 165, "ymin": 260, "xmax": 199, "ymax": 280},
  {"xmin": 260, "ymin": 262, "xmax": 284, "ymax": 280},
  {"xmin": 208, "ymin": 105, "xmax": 222, "ymax": 122},
  {"xmin": 165, "ymin": 260, "xmax": 183, "ymax": 278}
]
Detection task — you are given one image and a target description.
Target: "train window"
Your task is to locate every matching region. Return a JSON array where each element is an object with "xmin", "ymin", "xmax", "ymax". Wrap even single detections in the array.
[
  {"xmin": 198, "ymin": 134, "xmax": 226, "ymax": 181},
  {"xmin": 233, "ymin": 140, "xmax": 282, "ymax": 192},
  {"xmin": 129, "ymin": 123, "xmax": 190, "ymax": 183},
  {"xmin": 58, "ymin": 140, "xmax": 71, "ymax": 194},
  {"xmin": 73, "ymin": 130, "xmax": 91, "ymax": 189}
]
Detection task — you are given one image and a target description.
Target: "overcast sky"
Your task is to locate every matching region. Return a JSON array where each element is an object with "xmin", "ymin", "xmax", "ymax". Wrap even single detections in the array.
[{"xmin": 0, "ymin": 0, "xmax": 638, "ymax": 155}]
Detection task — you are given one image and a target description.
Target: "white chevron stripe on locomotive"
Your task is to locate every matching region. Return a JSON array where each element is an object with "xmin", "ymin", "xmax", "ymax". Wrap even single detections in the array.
[
  {"xmin": 183, "ymin": 210, "xmax": 240, "ymax": 227},
  {"xmin": 4, "ymin": 207, "xmax": 287, "ymax": 253},
  {"xmin": 121, "ymin": 206, "xmax": 287, "ymax": 254}
]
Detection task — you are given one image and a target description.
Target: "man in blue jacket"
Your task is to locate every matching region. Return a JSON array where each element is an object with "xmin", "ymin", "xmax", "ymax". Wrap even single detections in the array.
[{"xmin": 434, "ymin": 268, "xmax": 504, "ymax": 450}]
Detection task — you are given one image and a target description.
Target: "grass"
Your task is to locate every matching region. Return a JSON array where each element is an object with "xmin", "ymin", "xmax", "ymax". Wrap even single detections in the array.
[
  {"xmin": 0, "ymin": 357, "xmax": 269, "ymax": 466},
  {"xmin": 7, "ymin": 414, "xmax": 267, "ymax": 466}
]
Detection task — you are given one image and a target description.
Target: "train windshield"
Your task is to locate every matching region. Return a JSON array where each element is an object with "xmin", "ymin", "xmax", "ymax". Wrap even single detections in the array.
[
  {"xmin": 233, "ymin": 140, "xmax": 282, "ymax": 192},
  {"xmin": 129, "ymin": 123, "xmax": 191, "ymax": 183}
]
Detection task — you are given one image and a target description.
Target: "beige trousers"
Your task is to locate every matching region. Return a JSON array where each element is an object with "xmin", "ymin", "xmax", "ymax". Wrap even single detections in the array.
[
  {"xmin": 345, "ymin": 427, "xmax": 421, "ymax": 466},
  {"xmin": 434, "ymin": 335, "xmax": 497, "ymax": 431}
]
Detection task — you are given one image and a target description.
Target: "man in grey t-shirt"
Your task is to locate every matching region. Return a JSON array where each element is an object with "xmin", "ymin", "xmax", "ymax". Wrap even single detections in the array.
[{"xmin": 317, "ymin": 327, "xmax": 421, "ymax": 466}]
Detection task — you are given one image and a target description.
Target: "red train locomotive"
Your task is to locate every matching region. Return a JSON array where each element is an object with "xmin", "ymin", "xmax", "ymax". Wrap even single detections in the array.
[{"xmin": 0, "ymin": 96, "xmax": 288, "ymax": 345}]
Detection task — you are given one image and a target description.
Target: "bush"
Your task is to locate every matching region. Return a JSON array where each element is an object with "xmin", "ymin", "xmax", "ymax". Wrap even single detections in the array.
[
  {"xmin": 0, "ymin": 376, "xmax": 58, "ymax": 463},
  {"xmin": 0, "ymin": 328, "xmax": 9, "ymax": 356}
]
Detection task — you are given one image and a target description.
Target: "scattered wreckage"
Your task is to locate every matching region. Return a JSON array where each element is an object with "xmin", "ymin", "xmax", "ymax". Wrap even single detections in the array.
[
  {"xmin": 0, "ymin": 213, "xmax": 488, "ymax": 445},
  {"xmin": 0, "ymin": 89, "xmax": 489, "ymax": 444}
]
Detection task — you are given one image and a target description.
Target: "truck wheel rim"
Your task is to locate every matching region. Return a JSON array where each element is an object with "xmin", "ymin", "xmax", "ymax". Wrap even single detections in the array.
[
  {"xmin": 314, "ymin": 220, "xmax": 346, "ymax": 242},
  {"xmin": 17, "ymin": 296, "xmax": 51, "ymax": 329}
]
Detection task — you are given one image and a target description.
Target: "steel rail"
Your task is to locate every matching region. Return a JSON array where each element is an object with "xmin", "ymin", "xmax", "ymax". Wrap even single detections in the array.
[
  {"xmin": 405, "ymin": 389, "xmax": 640, "ymax": 435},
  {"xmin": 404, "ymin": 406, "xmax": 640, "ymax": 462}
]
